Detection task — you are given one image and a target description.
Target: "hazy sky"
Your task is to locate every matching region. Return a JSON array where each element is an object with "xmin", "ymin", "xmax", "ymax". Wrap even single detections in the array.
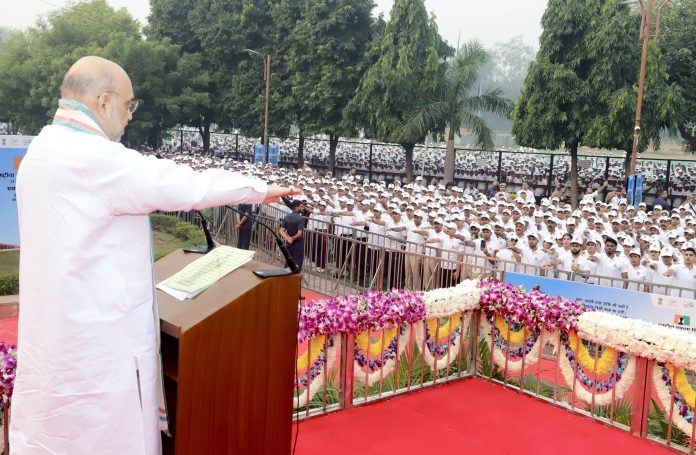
[{"xmin": 4, "ymin": 0, "xmax": 548, "ymax": 48}]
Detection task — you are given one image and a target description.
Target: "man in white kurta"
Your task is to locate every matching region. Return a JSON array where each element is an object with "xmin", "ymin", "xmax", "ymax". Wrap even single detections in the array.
[{"xmin": 11, "ymin": 56, "xmax": 294, "ymax": 455}]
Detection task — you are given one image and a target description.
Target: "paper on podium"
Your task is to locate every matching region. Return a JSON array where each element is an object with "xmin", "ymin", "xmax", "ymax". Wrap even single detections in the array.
[{"xmin": 157, "ymin": 246, "xmax": 255, "ymax": 300}]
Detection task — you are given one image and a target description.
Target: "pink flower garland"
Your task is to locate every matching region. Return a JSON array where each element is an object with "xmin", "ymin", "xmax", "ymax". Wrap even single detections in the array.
[
  {"xmin": 0, "ymin": 341, "xmax": 17, "ymax": 400},
  {"xmin": 298, "ymin": 289, "xmax": 425, "ymax": 342},
  {"xmin": 478, "ymin": 279, "xmax": 586, "ymax": 332}
]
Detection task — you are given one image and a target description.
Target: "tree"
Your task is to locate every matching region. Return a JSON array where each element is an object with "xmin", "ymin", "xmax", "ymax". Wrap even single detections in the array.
[
  {"xmin": 0, "ymin": 0, "xmax": 182, "ymax": 145},
  {"xmin": 147, "ymin": 0, "xmax": 220, "ymax": 153},
  {"xmin": 582, "ymin": 0, "xmax": 681, "ymax": 172},
  {"xmin": 512, "ymin": 0, "xmax": 681, "ymax": 207},
  {"xmin": 346, "ymin": 0, "xmax": 451, "ymax": 181},
  {"xmin": 661, "ymin": 0, "xmax": 696, "ymax": 152},
  {"xmin": 512, "ymin": 0, "xmax": 599, "ymax": 206},
  {"xmin": 402, "ymin": 41, "xmax": 513, "ymax": 183},
  {"xmin": 189, "ymin": 0, "xmax": 295, "ymax": 142},
  {"xmin": 272, "ymin": 0, "xmax": 374, "ymax": 169}
]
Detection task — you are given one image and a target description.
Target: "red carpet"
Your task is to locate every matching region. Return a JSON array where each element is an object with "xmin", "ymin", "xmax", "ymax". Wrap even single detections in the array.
[
  {"xmin": 301, "ymin": 289, "xmax": 326, "ymax": 303},
  {"xmin": 294, "ymin": 378, "xmax": 670, "ymax": 455},
  {"xmin": 0, "ymin": 317, "xmax": 17, "ymax": 345}
]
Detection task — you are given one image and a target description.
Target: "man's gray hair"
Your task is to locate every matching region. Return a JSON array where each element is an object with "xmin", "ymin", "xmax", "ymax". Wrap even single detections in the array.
[{"xmin": 60, "ymin": 68, "xmax": 115, "ymax": 100}]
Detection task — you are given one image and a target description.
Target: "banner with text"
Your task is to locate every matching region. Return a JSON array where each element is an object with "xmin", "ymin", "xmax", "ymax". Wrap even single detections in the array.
[
  {"xmin": 0, "ymin": 135, "xmax": 33, "ymax": 247},
  {"xmin": 505, "ymin": 272, "xmax": 696, "ymax": 334}
]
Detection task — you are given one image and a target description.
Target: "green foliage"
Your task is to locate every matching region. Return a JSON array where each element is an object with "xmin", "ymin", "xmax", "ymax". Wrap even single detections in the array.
[
  {"xmin": 477, "ymin": 337, "xmax": 505, "ymax": 381},
  {"xmin": 647, "ymin": 398, "xmax": 689, "ymax": 446},
  {"xmin": 189, "ymin": 0, "xmax": 290, "ymax": 138},
  {"xmin": 147, "ymin": 0, "xmax": 220, "ymax": 151},
  {"xmin": 273, "ymin": 0, "xmax": 374, "ymax": 138},
  {"xmin": 0, "ymin": 0, "xmax": 184, "ymax": 145},
  {"xmin": 150, "ymin": 213, "xmax": 205, "ymax": 260},
  {"xmin": 660, "ymin": 0, "xmax": 696, "ymax": 152},
  {"xmin": 0, "ymin": 272, "xmax": 19, "ymax": 296},
  {"xmin": 401, "ymin": 40, "xmax": 513, "ymax": 182},
  {"xmin": 587, "ymin": 396, "xmax": 633, "ymax": 426},
  {"xmin": 346, "ymin": 0, "xmax": 451, "ymax": 180},
  {"xmin": 513, "ymin": 0, "xmax": 682, "ymax": 205}
]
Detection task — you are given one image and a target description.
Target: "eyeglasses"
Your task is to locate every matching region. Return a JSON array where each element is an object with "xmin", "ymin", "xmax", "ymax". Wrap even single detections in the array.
[{"xmin": 102, "ymin": 91, "xmax": 139, "ymax": 114}]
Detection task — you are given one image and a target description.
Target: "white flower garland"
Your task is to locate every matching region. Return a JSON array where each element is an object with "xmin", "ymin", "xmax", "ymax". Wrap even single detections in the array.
[
  {"xmin": 652, "ymin": 361, "xmax": 694, "ymax": 436},
  {"xmin": 422, "ymin": 279, "xmax": 482, "ymax": 318},
  {"xmin": 353, "ymin": 324, "xmax": 411, "ymax": 387},
  {"xmin": 294, "ymin": 336, "xmax": 339, "ymax": 410},
  {"xmin": 553, "ymin": 332, "xmax": 636, "ymax": 406},
  {"xmin": 414, "ymin": 311, "xmax": 473, "ymax": 372},
  {"xmin": 577, "ymin": 312, "xmax": 696, "ymax": 371},
  {"xmin": 480, "ymin": 315, "xmax": 543, "ymax": 374}
]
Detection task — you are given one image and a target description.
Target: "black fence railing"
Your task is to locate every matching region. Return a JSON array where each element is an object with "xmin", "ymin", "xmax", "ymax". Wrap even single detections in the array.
[{"xmin": 161, "ymin": 129, "xmax": 695, "ymax": 208}]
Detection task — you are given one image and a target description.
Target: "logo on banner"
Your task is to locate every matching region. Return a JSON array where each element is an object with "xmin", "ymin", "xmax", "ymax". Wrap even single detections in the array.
[
  {"xmin": 13, "ymin": 156, "xmax": 22, "ymax": 170},
  {"xmin": 674, "ymin": 314, "xmax": 691, "ymax": 326}
]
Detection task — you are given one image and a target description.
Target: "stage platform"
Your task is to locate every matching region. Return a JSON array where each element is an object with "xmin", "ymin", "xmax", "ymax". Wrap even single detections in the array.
[{"xmin": 294, "ymin": 377, "xmax": 672, "ymax": 455}]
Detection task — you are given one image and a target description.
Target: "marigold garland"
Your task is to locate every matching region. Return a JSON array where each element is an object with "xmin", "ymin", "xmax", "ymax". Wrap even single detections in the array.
[
  {"xmin": 294, "ymin": 334, "xmax": 339, "ymax": 409},
  {"xmin": 555, "ymin": 331, "xmax": 635, "ymax": 406},
  {"xmin": 653, "ymin": 362, "xmax": 695, "ymax": 436},
  {"xmin": 414, "ymin": 311, "xmax": 472, "ymax": 372},
  {"xmin": 494, "ymin": 314, "xmax": 532, "ymax": 345},
  {"xmin": 353, "ymin": 323, "xmax": 411, "ymax": 387},
  {"xmin": 481, "ymin": 313, "xmax": 543, "ymax": 374},
  {"xmin": 568, "ymin": 331, "xmax": 618, "ymax": 376}
]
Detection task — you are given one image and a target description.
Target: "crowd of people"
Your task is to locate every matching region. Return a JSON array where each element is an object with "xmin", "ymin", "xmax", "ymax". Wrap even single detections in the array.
[
  {"xmin": 147, "ymin": 148, "xmax": 696, "ymax": 298},
  {"xmin": 160, "ymin": 130, "xmax": 694, "ymax": 201}
]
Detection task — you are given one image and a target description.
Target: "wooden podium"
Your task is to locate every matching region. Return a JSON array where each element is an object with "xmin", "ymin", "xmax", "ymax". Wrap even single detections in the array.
[{"xmin": 155, "ymin": 250, "xmax": 301, "ymax": 455}]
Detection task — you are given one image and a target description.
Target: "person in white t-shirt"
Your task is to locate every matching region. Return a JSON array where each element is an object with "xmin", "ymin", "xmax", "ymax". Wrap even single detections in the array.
[
  {"xmin": 666, "ymin": 242, "xmax": 696, "ymax": 299},
  {"xmin": 355, "ymin": 206, "xmax": 386, "ymax": 284},
  {"xmin": 596, "ymin": 236, "xmax": 629, "ymax": 288},
  {"xmin": 421, "ymin": 219, "xmax": 447, "ymax": 290},
  {"xmin": 624, "ymin": 248, "xmax": 651, "ymax": 292},
  {"xmin": 494, "ymin": 235, "xmax": 522, "ymax": 274},
  {"xmin": 581, "ymin": 237, "xmax": 601, "ymax": 284},
  {"xmin": 384, "ymin": 209, "xmax": 407, "ymax": 288},
  {"xmin": 520, "ymin": 232, "xmax": 550, "ymax": 275},
  {"xmin": 560, "ymin": 237, "xmax": 591, "ymax": 282},
  {"xmin": 403, "ymin": 210, "xmax": 427, "ymax": 290},
  {"xmin": 652, "ymin": 247, "xmax": 678, "ymax": 296},
  {"xmin": 440, "ymin": 223, "xmax": 464, "ymax": 288}
]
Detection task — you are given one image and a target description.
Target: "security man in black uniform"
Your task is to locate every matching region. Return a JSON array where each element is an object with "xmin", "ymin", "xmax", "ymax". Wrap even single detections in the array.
[{"xmin": 280, "ymin": 199, "xmax": 306, "ymax": 271}]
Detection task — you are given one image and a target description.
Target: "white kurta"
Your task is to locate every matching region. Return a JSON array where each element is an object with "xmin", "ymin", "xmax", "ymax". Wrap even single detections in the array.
[{"xmin": 11, "ymin": 125, "xmax": 268, "ymax": 455}]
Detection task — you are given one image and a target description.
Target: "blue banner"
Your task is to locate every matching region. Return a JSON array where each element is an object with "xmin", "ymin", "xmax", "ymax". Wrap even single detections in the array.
[
  {"xmin": 626, "ymin": 175, "xmax": 635, "ymax": 204},
  {"xmin": 268, "ymin": 145, "xmax": 279, "ymax": 165},
  {"xmin": 505, "ymin": 272, "xmax": 696, "ymax": 333},
  {"xmin": 633, "ymin": 174, "xmax": 643, "ymax": 206},
  {"xmin": 254, "ymin": 144, "xmax": 265, "ymax": 163},
  {"xmin": 0, "ymin": 135, "xmax": 33, "ymax": 247}
]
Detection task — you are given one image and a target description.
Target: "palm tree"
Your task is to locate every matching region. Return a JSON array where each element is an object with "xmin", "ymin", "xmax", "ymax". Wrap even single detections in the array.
[{"xmin": 402, "ymin": 41, "xmax": 513, "ymax": 183}]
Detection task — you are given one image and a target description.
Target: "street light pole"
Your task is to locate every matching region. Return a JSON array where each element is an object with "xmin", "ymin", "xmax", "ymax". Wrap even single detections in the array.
[
  {"xmin": 243, "ymin": 49, "xmax": 272, "ymax": 163},
  {"xmin": 263, "ymin": 54, "xmax": 271, "ymax": 164},
  {"xmin": 629, "ymin": 0, "xmax": 669, "ymax": 176}
]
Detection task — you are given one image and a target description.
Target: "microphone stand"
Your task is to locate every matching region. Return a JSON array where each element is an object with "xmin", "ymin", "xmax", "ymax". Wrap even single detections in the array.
[
  {"xmin": 226, "ymin": 205, "xmax": 300, "ymax": 278},
  {"xmin": 183, "ymin": 210, "xmax": 216, "ymax": 254}
]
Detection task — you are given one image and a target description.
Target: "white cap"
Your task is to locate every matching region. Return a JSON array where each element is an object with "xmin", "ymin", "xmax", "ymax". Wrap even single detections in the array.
[
  {"xmin": 660, "ymin": 247, "xmax": 673, "ymax": 257},
  {"xmin": 628, "ymin": 248, "xmax": 642, "ymax": 257}
]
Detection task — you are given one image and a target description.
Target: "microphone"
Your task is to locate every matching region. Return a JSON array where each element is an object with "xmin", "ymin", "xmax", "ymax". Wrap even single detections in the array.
[
  {"xmin": 226, "ymin": 205, "xmax": 300, "ymax": 278},
  {"xmin": 183, "ymin": 210, "xmax": 216, "ymax": 254}
]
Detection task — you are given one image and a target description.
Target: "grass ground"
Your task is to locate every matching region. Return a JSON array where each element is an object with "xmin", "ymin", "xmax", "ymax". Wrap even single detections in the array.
[
  {"xmin": 0, "ymin": 230, "xmax": 185, "ymax": 278},
  {"xmin": 0, "ymin": 250, "xmax": 19, "ymax": 276}
]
